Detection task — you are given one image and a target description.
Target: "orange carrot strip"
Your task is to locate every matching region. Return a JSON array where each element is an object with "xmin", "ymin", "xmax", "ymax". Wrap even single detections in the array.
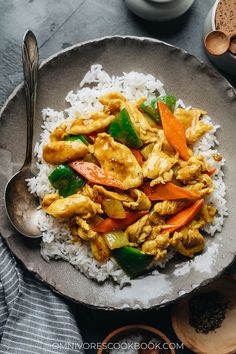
[
  {"xmin": 86, "ymin": 129, "xmax": 106, "ymax": 142},
  {"xmin": 93, "ymin": 211, "xmax": 148, "ymax": 233},
  {"xmin": 141, "ymin": 182, "xmax": 200, "ymax": 201},
  {"xmin": 205, "ymin": 168, "xmax": 216, "ymax": 176},
  {"xmin": 158, "ymin": 101, "xmax": 189, "ymax": 161},
  {"xmin": 86, "ymin": 132, "xmax": 97, "ymax": 142},
  {"xmin": 130, "ymin": 148, "xmax": 144, "ymax": 166},
  {"xmin": 161, "ymin": 199, "xmax": 204, "ymax": 234},
  {"xmin": 69, "ymin": 161, "xmax": 125, "ymax": 190}
]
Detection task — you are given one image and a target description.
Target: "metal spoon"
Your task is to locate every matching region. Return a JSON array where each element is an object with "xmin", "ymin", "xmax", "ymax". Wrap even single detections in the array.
[
  {"xmin": 4, "ymin": 30, "xmax": 41, "ymax": 238},
  {"xmin": 204, "ymin": 30, "xmax": 236, "ymax": 56}
]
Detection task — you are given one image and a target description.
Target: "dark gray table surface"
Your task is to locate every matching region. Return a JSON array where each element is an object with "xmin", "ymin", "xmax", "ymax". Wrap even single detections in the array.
[{"xmin": 1, "ymin": 1, "xmax": 235, "ymax": 353}]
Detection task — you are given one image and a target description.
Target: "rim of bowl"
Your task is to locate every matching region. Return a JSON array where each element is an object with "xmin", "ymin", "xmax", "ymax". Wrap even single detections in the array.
[
  {"xmin": 97, "ymin": 324, "xmax": 176, "ymax": 354},
  {"xmin": 211, "ymin": 0, "xmax": 220, "ymax": 30},
  {"xmin": 146, "ymin": 0, "xmax": 176, "ymax": 3}
]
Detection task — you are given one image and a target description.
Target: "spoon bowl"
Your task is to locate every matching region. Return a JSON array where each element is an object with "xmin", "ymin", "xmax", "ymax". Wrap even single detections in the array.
[
  {"xmin": 5, "ymin": 169, "xmax": 41, "ymax": 237},
  {"xmin": 4, "ymin": 30, "xmax": 41, "ymax": 239},
  {"xmin": 204, "ymin": 30, "xmax": 230, "ymax": 55}
]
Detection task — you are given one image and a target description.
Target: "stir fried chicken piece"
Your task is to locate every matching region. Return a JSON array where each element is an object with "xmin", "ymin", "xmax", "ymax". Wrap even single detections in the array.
[
  {"xmin": 200, "ymin": 204, "xmax": 216, "ymax": 224},
  {"xmin": 73, "ymin": 217, "xmax": 97, "ymax": 241},
  {"xmin": 93, "ymin": 185, "xmax": 132, "ymax": 203},
  {"xmin": 69, "ymin": 216, "xmax": 99, "ymax": 241},
  {"xmin": 154, "ymin": 249, "xmax": 168, "ymax": 261},
  {"xmin": 91, "ymin": 234, "xmax": 111, "ymax": 262},
  {"xmin": 184, "ymin": 174, "xmax": 214, "ymax": 197},
  {"xmin": 50, "ymin": 121, "xmax": 72, "ymax": 142},
  {"xmin": 93, "ymin": 185, "xmax": 151, "ymax": 210},
  {"xmin": 141, "ymin": 233, "xmax": 170, "ymax": 261},
  {"xmin": 41, "ymin": 193, "xmax": 60, "ymax": 208},
  {"xmin": 187, "ymin": 122, "xmax": 212, "ymax": 145},
  {"xmin": 99, "ymin": 92, "xmax": 126, "ymax": 115},
  {"xmin": 154, "ymin": 200, "xmax": 190, "ymax": 216},
  {"xmin": 141, "ymin": 129, "xmax": 178, "ymax": 160},
  {"xmin": 122, "ymin": 101, "xmax": 158, "ymax": 143},
  {"xmin": 68, "ymin": 112, "xmax": 114, "ymax": 135},
  {"xmin": 141, "ymin": 205, "xmax": 212, "ymax": 260},
  {"xmin": 94, "ymin": 133, "xmax": 143, "ymax": 189},
  {"xmin": 123, "ymin": 189, "xmax": 151, "ymax": 211},
  {"xmin": 168, "ymin": 203, "xmax": 215, "ymax": 258},
  {"xmin": 141, "ymin": 143, "xmax": 155, "ymax": 160},
  {"xmin": 142, "ymin": 140, "xmax": 177, "ymax": 186},
  {"xmin": 174, "ymin": 107, "xmax": 211, "ymax": 144},
  {"xmin": 176, "ymin": 156, "xmax": 208, "ymax": 183},
  {"xmin": 43, "ymin": 140, "xmax": 88, "ymax": 165},
  {"xmin": 125, "ymin": 211, "xmax": 164, "ymax": 244},
  {"xmin": 157, "ymin": 130, "xmax": 176, "ymax": 156},
  {"xmin": 42, "ymin": 193, "xmax": 102, "ymax": 219},
  {"xmin": 170, "ymin": 221, "xmax": 205, "ymax": 257},
  {"xmin": 154, "ymin": 170, "xmax": 174, "ymax": 186},
  {"xmin": 80, "ymin": 184, "xmax": 99, "ymax": 201},
  {"xmin": 125, "ymin": 215, "xmax": 150, "ymax": 244},
  {"xmin": 174, "ymin": 108, "xmax": 207, "ymax": 129}
]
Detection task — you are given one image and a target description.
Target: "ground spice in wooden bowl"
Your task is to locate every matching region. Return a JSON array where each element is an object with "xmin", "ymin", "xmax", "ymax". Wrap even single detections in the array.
[
  {"xmin": 171, "ymin": 278, "xmax": 236, "ymax": 354},
  {"xmin": 188, "ymin": 290, "xmax": 229, "ymax": 334}
]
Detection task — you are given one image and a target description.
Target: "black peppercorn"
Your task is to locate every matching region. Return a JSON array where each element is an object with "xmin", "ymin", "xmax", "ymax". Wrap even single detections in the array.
[{"xmin": 188, "ymin": 290, "xmax": 229, "ymax": 334}]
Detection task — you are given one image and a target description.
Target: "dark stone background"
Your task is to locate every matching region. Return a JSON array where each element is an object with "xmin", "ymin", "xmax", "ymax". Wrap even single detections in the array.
[{"xmin": 1, "ymin": 0, "xmax": 235, "ymax": 353}]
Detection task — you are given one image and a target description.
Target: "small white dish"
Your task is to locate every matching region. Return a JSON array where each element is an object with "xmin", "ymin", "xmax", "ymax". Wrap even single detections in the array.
[
  {"xmin": 125, "ymin": 0, "xmax": 195, "ymax": 22},
  {"xmin": 203, "ymin": 0, "xmax": 236, "ymax": 76}
]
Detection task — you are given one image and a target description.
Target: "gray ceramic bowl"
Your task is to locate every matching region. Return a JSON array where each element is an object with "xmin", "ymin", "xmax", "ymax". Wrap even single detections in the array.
[
  {"xmin": 0, "ymin": 36, "xmax": 236, "ymax": 310},
  {"xmin": 125, "ymin": 0, "xmax": 195, "ymax": 22}
]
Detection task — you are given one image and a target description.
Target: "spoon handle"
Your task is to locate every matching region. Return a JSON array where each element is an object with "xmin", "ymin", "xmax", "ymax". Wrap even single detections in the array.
[{"xmin": 22, "ymin": 30, "xmax": 39, "ymax": 169}]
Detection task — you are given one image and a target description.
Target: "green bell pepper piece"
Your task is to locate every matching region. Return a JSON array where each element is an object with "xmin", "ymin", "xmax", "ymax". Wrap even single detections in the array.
[
  {"xmin": 140, "ymin": 95, "xmax": 176, "ymax": 124},
  {"xmin": 108, "ymin": 108, "xmax": 143, "ymax": 148},
  {"xmin": 48, "ymin": 164, "xmax": 86, "ymax": 197},
  {"xmin": 140, "ymin": 102, "xmax": 161, "ymax": 123},
  {"xmin": 151, "ymin": 95, "xmax": 176, "ymax": 112},
  {"xmin": 64, "ymin": 134, "xmax": 90, "ymax": 145},
  {"xmin": 112, "ymin": 246, "xmax": 153, "ymax": 278}
]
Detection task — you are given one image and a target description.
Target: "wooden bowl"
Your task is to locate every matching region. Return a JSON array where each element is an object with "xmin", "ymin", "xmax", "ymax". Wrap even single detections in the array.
[
  {"xmin": 171, "ymin": 277, "xmax": 236, "ymax": 354},
  {"xmin": 230, "ymin": 273, "xmax": 236, "ymax": 281},
  {"xmin": 98, "ymin": 324, "xmax": 176, "ymax": 354}
]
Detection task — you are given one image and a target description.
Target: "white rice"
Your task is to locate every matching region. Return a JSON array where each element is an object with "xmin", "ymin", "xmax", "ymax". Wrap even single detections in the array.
[{"xmin": 27, "ymin": 64, "xmax": 228, "ymax": 286}]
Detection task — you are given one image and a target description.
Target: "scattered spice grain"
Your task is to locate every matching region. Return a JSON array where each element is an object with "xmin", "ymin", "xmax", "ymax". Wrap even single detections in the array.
[{"xmin": 188, "ymin": 290, "xmax": 229, "ymax": 334}]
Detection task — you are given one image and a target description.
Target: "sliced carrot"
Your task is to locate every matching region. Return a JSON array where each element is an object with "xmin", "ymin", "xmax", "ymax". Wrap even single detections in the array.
[
  {"xmin": 86, "ymin": 132, "xmax": 97, "ymax": 142},
  {"xmin": 130, "ymin": 148, "xmax": 144, "ymax": 166},
  {"xmin": 205, "ymin": 168, "xmax": 216, "ymax": 176},
  {"xmin": 161, "ymin": 199, "xmax": 204, "ymax": 234},
  {"xmin": 158, "ymin": 101, "xmax": 189, "ymax": 161},
  {"xmin": 92, "ymin": 211, "xmax": 148, "ymax": 233},
  {"xmin": 86, "ymin": 129, "xmax": 106, "ymax": 142},
  {"xmin": 141, "ymin": 182, "xmax": 200, "ymax": 201},
  {"xmin": 95, "ymin": 195, "xmax": 105, "ymax": 204},
  {"xmin": 69, "ymin": 161, "xmax": 125, "ymax": 190}
]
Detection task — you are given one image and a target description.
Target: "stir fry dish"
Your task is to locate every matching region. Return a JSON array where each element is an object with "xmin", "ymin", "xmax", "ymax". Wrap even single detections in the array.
[{"xmin": 41, "ymin": 92, "xmax": 217, "ymax": 278}]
